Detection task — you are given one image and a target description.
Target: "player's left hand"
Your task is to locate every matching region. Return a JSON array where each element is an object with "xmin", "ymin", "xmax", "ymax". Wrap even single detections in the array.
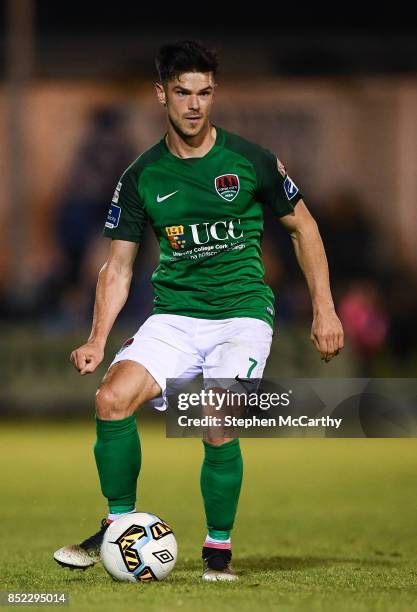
[{"xmin": 310, "ymin": 309, "xmax": 344, "ymax": 362}]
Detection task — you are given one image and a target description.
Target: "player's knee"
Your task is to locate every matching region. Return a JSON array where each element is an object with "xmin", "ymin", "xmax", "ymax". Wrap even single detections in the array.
[{"xmin": 95, "ymin": 384, "xmax": 130, "ymax": 420}]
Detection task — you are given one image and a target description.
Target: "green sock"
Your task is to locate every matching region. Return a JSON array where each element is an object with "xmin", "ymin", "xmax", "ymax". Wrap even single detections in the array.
[
  {"xmin": 200, "ymin": 439, "xmax": 243, "ymax": 540},
  {"xmin": 94, "ymin": 414, "xmax": 141, "ymax": 514}
]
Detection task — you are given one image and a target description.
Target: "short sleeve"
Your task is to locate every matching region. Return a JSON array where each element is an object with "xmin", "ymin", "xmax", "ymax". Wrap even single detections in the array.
[
  {"xmin": 256, "ymin": 150, "xmax": 303, "ymax": 217},
  {"xmin": 103, "ymin": 166, "xmax": 147, "ymax": 243}
]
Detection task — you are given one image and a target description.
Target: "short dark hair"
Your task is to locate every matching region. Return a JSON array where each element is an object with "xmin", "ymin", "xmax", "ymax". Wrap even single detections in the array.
[{"xmin": 155, "ymin": 40, "xmax": 218, "ymax": 83}]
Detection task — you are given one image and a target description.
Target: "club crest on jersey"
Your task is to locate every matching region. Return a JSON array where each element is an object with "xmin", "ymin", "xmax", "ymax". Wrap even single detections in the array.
[
  {"xmin": 215, "ymin": 174, "xmax": 240, "ymax": 202},
  {"xmin": 165, "ymin": 225, "xmax": 186, "ymax": 249}
]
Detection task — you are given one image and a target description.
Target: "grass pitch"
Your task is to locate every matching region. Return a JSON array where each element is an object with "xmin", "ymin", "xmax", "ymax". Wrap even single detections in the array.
[{"xmin": 1, "ymin": 420, "xmax": 417, "ymax": 611}]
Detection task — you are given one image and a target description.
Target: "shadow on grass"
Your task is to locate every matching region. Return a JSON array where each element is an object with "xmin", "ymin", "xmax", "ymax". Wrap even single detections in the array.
[
  {"xmin": 235, "ymin": 554, "xmax": 396, "ymax": 573},
  {"xmin": 171, "ymin": 553, "xmax": 397, "ymax": 578}
]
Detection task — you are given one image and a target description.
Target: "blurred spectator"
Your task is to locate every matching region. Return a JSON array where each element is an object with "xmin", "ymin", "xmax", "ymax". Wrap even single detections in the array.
[
  {"xmin": 314, "ymin": 189, "xmax": 380, "ymax": 286},
  {"xmin": 339, "ymin": 281, "xmax": 389, "ymax": 356},
  {"xmin": 384, "ymin": 265, "xmax": 417, "ymax": 362},
  {"xmin": 262, "ymin": 189, "xmax": 382, "ymax": 324},
  {"xmin": 37, "ymin": 106, "xmax": 139, "ymax": 328},
  {"xmin": 56, "ymin": 106, "xmax": 136, "ymax": 287}
]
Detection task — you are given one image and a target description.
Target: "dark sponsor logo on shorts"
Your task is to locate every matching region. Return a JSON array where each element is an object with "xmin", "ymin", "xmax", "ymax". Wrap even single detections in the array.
[{"xmin": 117, "ymin": 337, "xmax": 134, "ymax": 354}]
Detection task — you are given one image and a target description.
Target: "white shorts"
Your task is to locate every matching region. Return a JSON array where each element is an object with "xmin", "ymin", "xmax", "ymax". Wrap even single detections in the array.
[{"xmin": 110, "ymin": 314, "xmax": 273, "ymax": 411}]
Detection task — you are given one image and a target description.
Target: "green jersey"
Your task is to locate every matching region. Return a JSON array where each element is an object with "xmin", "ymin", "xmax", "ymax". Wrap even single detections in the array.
[{"xmin": 103, "ymin": 126, "xmax": 302, "ymax": 327}]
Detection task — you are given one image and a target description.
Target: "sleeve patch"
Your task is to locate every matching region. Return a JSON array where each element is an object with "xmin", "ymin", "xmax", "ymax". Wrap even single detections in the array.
[
  {"xmin": 105, "ymin": 203, "xmax": 121, "ymax": 229},
  {"xmin": 112, "ymin": 181, "xmax": 122, "ymax": 203},
  {"xmin": 283, "ymin": 175, "xmax": 299, "ymax": 201}
]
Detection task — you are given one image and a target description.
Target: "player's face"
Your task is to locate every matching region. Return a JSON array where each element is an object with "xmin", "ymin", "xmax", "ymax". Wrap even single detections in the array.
[{"xmin": 156, "ymin": 72, "xmax": 216, "ymax": 138}]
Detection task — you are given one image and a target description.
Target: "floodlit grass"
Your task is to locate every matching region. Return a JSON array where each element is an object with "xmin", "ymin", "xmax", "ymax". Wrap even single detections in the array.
[{"xmin": 1, "ymin": 420, "xmax": 417, "ymax": 611}]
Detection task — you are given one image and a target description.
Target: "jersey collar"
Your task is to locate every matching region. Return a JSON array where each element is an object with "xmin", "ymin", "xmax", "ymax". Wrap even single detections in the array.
[{"xmin": 161, "ymin": 125, "xmax": 225, "ymax": 163}]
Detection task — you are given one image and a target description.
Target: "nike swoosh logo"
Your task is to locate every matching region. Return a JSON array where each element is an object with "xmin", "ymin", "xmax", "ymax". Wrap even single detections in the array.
[{"xmin": 157, "ymin": 190, "xmax": 179, "ymax": 203}]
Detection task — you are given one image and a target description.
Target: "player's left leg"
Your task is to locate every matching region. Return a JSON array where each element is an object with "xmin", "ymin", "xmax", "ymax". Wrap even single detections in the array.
[
  {"xmin": 200, "ymin": 435, "xmax": 242, "ymax": 581},
  {"xmin": 199, "ymin": 317, "xmax": 273, "ymax": 580}
]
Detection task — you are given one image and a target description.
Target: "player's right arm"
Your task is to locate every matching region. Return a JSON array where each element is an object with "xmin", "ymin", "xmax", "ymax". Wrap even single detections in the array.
[{"xmin": 70, "ymin": 239, "xmax": 138, "ymax": 375}]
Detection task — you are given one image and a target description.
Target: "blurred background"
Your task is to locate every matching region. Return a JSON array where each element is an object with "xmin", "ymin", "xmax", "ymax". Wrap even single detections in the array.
[{"xmin": 1, "ymin": 2, "xmax": 417, "ymax": 416}]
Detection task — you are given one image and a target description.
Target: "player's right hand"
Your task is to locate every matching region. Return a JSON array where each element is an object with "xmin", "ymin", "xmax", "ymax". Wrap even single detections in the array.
[{"xmin": 70, "ymin": 342, "xmax": 105, "ymax": 376}]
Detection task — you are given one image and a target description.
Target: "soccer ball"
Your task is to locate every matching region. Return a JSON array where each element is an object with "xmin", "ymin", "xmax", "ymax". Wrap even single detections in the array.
[{"xmin": 100, "ymin": 512, "xmax": 177, "ymax": 582}]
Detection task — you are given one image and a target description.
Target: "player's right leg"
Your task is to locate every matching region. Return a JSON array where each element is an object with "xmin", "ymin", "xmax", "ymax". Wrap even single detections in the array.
[
  {"xmin": 201, "ymin": 434, "xmax": 241, "ymax": 582},
  {"xmin": 53, "ymin": 361, "xmax": 161, "ymax": 570},
  {"xmin": 199, "ymin": 317, "xmax": 273, "ymax": 581}
]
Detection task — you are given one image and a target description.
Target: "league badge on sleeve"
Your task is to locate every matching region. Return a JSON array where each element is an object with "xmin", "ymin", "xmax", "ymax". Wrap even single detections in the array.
[
  {"xmin": 283, "ymin": 175, "xmax": 299, "ymax": 201},
  {"xmin": 105, "ymin": 203, "xmax": 121, "ymax": 229}
]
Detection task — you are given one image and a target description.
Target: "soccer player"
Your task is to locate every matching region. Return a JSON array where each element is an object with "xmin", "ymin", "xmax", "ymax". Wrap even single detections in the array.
[{"xmin": 53, "ymin": 40, "xmax": 344, "ymax": 580}]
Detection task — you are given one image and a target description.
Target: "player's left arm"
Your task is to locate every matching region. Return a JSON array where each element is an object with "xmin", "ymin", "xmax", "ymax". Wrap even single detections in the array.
[{"xmin": 279, "ymin": 200, "xmax": 344, "ymax": 362}]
